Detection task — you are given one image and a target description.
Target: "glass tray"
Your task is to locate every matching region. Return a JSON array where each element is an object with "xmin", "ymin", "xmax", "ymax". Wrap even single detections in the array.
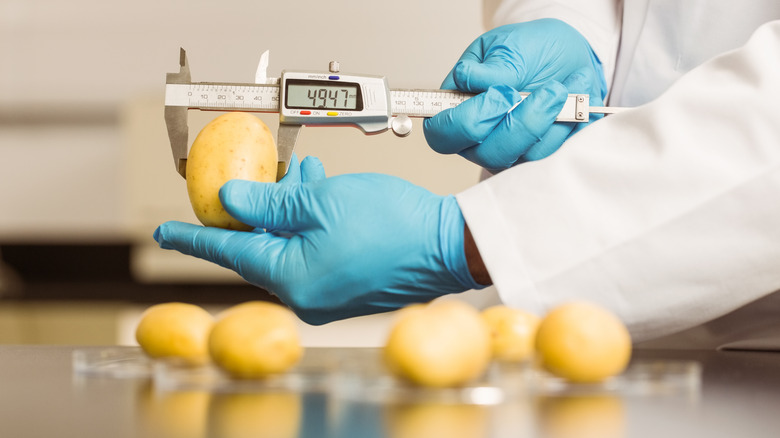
[
  {"xmin": 152, "ymin": 348, "xmax": 341, "ymax": 393},
  {"xmin": 72, "ymin": 347, "xmax": 153, "ymax": 379},
  {"xmin": 531, "ymin": 360, "xmax": 702, "ymax": 397},
  {"xmin": 332, "ymin": 352, "xmax": 701, "ymax": 405},
  {"xmin": 73, "ymin": 347, "xmax": 701, "ymax": 403}
]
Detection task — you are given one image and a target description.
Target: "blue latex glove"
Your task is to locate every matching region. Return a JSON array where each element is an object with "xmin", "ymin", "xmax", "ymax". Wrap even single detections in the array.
[
  {"xmin": 153, "ymin": 156, "xmax": 483, "ymax": 325},
  {"xmin": 424, "ymin": 18, "xmax": 607, "ymax": 172}
]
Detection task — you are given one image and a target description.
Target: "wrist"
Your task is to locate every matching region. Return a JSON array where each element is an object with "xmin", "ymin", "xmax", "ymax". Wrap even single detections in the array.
[
  {"xmin": 464, "ymin": 223, "xmax": 492, "ymax": 286},
  {"xmin": 440, "ymin": 196, "xmax": 490, "ymax": 290}
]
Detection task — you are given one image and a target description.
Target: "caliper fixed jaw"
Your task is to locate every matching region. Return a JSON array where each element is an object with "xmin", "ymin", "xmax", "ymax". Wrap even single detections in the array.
[{"xmin": 164, "ymin": 48, "xmax": 192, "ymax": 179}]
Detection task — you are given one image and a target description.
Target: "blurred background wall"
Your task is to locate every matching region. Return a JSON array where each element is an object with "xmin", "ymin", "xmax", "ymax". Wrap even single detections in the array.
[{"xmin": 0, "ymin": 0, "xmax": 487, "ymax": 345}]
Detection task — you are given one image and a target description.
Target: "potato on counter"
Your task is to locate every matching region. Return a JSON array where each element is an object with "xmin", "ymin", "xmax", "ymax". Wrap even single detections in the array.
[
  {"xmin": 480, "ymin": 305, "xmax": 540, "ymax": 363},
  {"xmin": 384, "ymin": 300, "xmax": 492, "ymax": 388},
  {"xmin": 186, "ymin": 112, "xmax": 278, "ymax": 231},
  {"xmin": 208, "ymin": 301, "xmax": 303, "ymax": 379},
  {"xmin": 135, "ymin": 302, "xmax": 215, "ymax": 365},
  {"xmin": 535, "ymin": 301, "xmax": 632, "ymax": 383}
]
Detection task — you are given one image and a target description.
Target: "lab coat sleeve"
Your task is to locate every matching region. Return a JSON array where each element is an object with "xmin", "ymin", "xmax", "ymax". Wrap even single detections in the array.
[
  {"xmin": 456, "ymin": 20, "xmax": 780, "ymax": 342},
  {"xmin": 490, "ymin": 0, "xmax": 622, "ymax": 85}
]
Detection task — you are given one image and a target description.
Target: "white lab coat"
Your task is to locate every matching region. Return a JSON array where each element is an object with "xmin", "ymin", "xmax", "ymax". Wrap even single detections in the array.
[{"xmin": 457, "ymin": 0, "xmax": 780, "ymax": 343}]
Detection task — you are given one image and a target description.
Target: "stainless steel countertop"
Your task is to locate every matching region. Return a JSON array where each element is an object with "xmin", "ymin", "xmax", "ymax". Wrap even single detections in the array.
[{"xmin": 0, "ymin": 346, "xmax": 779, "ymax": 438}]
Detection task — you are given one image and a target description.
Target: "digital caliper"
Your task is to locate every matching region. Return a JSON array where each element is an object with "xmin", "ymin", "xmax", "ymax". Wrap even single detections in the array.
[{"xmin": 164, "ymin": 49, "xmax": 625, "ymax": 180}]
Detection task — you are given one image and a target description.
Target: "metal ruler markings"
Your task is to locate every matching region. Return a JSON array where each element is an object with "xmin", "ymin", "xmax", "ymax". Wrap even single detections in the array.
[{"xmin": 164, "ymin": 83, "xmax": 475, "ymax": 117}]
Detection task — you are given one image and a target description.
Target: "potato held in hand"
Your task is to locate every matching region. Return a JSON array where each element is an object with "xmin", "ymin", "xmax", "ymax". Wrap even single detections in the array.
[{"xmin": 186, "ymin": 112, "xmax": 278, "ymax": 230}]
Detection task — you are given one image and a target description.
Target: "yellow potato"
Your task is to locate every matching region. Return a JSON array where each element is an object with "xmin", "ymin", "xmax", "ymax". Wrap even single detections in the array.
[
  {"xmin": 384, "ymin": 300, "xmax": 492, "ymax": 387},
  {"xmin": 535, "ymin": 301, "xmax": 631, "ymax": 383},
  {"xmin": 480, "ymin": 305, "xmax": 540, "ymax": 362},
  {"xmin": 208, "ymin": 301, "xmax": 302, "ymax": 379},
  {"xmin": 186, "ymin": 112, "xmax": 278, "ymax": 230},
  {"xmin": 135, "ymin": 302, "xmax": 214, "ymax": 365}
]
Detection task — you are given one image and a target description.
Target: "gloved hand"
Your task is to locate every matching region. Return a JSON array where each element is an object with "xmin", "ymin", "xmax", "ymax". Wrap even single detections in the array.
[
  {"xmin": 153, "ymin": 156, "xmax": 484, "ymax": 325},
  {"xmin": 424, "ymin": 18, "xmax": 607, "ymax": 172}
]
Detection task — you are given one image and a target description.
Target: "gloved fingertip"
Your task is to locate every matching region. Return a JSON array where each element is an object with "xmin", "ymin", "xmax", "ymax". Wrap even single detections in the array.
[
  {"xmin": 422, "ymin": 117, "xmax": 434, "ymax": 139},
  {"xmin": 453, "ymin": 61, "xmax": 488, "ymax": 93},
  {"xmin": 218, "ymin": 178, "xmax": 238, "ymax": 196},
  {"xmin": 152, "ymin": 221, "xmax": 187, "ymax": 250},
  {"xmin": 279, "ymin": 157, "xmax": 301, "ymax": 184},
  {"xmin": 301, "ymin": 154, "xmax": 320, "ymax": 164},
  {"xmin": 218, "ymin": 179, "xmax": 254, "ymax": 209},
  {"xmin": 301, "ymin": 155, "xmax": 324, "ymax": 171},
  {"xmin": 440, "ymin": 71, "xmax": 457, "ymax": 90},
  {"xmin": 422, "ymin": 115, "xmax": 438, "ymax": 129},
  {"xmin": 455, "ymin": 57, "xmax": 528, "ymax": 94},
  {"xmin": 300, "ymin": 155, "xmax": 326, "ymax": 183},
  {"xmin": 422, "ymin": 112, "xmax": 456, "ymax": 154}
]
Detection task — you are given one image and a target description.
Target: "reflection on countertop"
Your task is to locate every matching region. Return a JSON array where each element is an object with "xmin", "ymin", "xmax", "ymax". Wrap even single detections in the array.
[{"xmin": 4, "ymin": 346, "xmax": 780, "ymax": 438}]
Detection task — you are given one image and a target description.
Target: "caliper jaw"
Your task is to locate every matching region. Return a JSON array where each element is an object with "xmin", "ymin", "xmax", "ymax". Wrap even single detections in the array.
[
  {"xmin": 275, "ymin": 124, "xmax": 301, "ymax": 181},
  {"xmin": 164, "ymin": 48, "xmax": 191, "ymax": 179}
]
